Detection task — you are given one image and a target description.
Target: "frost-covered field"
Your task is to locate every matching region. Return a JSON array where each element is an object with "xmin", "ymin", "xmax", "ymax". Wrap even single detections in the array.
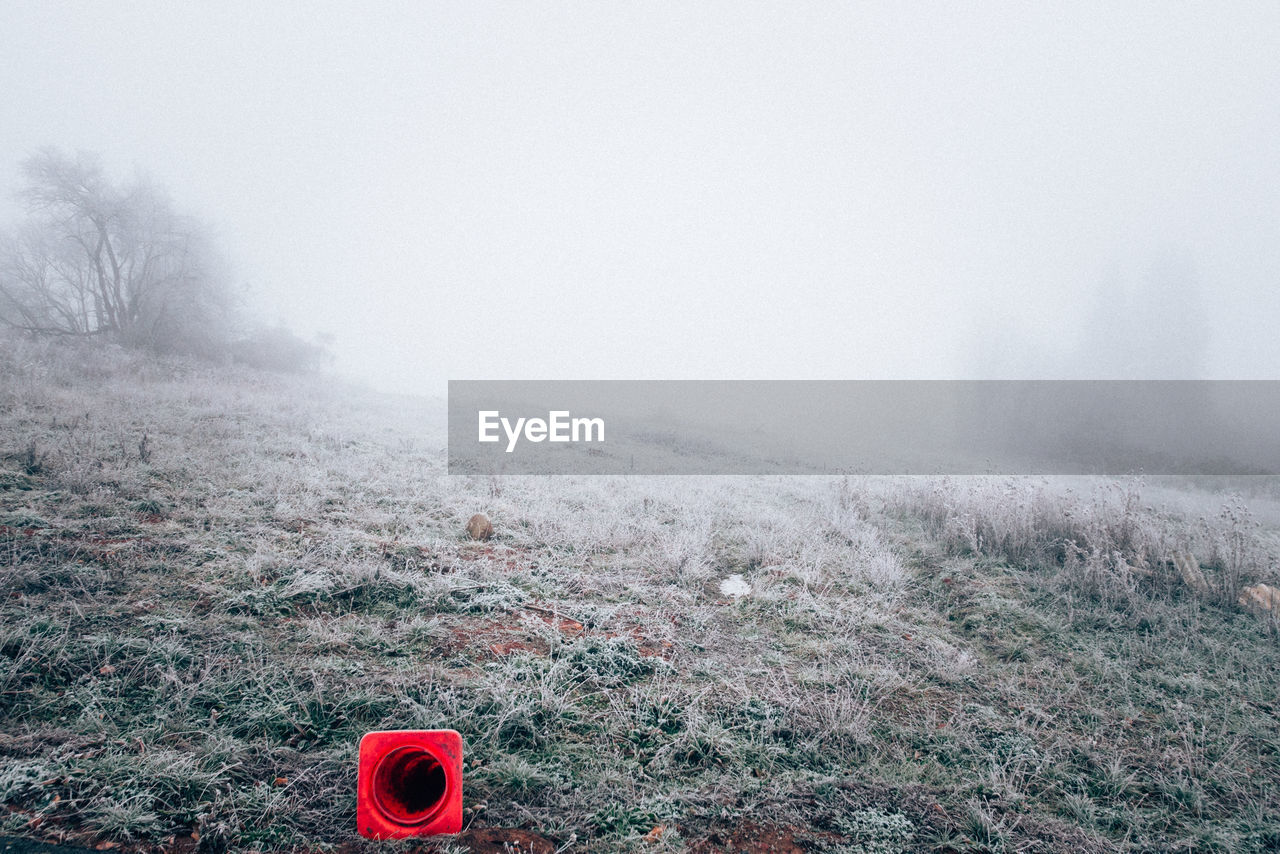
[{"xmin": 2, "ymin": 336, "xmax": 1279, "ymax": 853}]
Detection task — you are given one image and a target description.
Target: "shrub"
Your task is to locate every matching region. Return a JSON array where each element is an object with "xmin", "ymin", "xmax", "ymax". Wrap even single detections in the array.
[{"xmin": 231, "ymin": 325, "xmax": 331, "ymax": 373}]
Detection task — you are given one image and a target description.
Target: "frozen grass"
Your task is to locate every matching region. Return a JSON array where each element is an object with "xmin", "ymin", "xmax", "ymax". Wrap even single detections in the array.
[{"xmin": 1, "ymin": 334, "xmax": 1279, "ymax": 852}]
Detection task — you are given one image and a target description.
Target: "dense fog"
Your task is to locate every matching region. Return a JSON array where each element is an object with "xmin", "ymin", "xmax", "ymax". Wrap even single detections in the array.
[{"xmin": 3, "ymin": 4, "xmax": 1279, "ymax": 392}]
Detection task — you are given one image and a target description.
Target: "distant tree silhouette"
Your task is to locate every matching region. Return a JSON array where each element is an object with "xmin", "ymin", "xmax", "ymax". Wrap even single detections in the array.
[
  {"xmin": 232, "ymin": 324, "xmax": 333, "ymax": 373},
  {"xmin": 0, "ymin": 148, "xmax": 233, "ymax": 355}
]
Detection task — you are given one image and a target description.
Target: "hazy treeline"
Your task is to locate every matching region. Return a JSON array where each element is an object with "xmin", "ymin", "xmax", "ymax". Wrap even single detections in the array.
[{"xmin": 0, "ymin": 147, "xmax": 328, "ymax": 373}]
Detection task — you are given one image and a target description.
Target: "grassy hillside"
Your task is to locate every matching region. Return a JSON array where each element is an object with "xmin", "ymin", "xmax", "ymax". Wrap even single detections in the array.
[{"xmin": 2, "ymin": 337, "xmax": 1279, "ymax": 853}]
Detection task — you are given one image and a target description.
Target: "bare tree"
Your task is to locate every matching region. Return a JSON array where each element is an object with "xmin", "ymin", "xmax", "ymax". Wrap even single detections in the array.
[{"xmin": 0, "ymin": 148, "xmax": 232, "ymax": 354}]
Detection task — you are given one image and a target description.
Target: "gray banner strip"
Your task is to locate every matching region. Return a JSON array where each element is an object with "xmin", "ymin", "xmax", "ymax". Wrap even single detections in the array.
[{"xmin": 447, "ymin": 380, "xmax": 1280, "ymax": 475}]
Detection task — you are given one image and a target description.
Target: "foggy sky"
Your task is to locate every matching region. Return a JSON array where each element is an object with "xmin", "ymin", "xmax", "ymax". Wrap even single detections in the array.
[{"xmin": 3, "ymin": 2, "xmax": 1279, "ymax": 393}]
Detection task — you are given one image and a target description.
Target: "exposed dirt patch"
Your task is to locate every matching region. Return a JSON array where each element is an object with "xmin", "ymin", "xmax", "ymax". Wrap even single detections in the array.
[
  {"xmin": 0, "ymin": 830, "xmax": 197, "ymax": 854},
  {"xmin": 444, "ymin": 605, "xmax": 587, "ymax": 659},
  {"xmin": 0, "ymin": 829, "xmax": 556, "ymax": 854},
  {"xmin": 445, "ymin": 827, "xmax": 556, "ymax": 853},
  {"xmin": 687, "ymin": 822, "xmax": 839, "ymax": 853},
  {"xmin": 602, "ymin": 626, "xmax": 674, "ymax": 658},
  {"xmin": 1, "ymin": 838, "xmax": 98, "ymax": 854},
  {"xmin": 486, "ymin": 639, "xmax": 542, "ymax": 656},
  {"xmin": 332, "ymin": 828, "xmax": 555, "ymax": 854},
  {"xmin": 523, "ymin": 604, "xmax": 585, "ymax": 637}
]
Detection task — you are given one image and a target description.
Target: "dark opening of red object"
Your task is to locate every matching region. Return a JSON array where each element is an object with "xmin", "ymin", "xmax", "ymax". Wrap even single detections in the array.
[
  {"xmin": 358, "ymin": 729, "xmax": 462, "ymax": 838},
  {"xmin": 372, "ymin": 745, "xmax": 448, "ymax": 825}
]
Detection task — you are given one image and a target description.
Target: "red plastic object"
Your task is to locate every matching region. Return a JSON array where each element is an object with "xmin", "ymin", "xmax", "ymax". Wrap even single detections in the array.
[{"xmin": 357, "ymin": 729, "xmax": 463, "ymax": 838}]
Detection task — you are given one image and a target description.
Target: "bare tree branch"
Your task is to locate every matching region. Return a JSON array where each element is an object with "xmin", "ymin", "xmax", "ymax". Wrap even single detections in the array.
[{"xmin": 0, "ymin": 148, "xmax": 234, "ymax": 355}]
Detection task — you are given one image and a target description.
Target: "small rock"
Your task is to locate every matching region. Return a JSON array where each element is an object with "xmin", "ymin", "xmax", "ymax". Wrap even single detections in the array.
[
  {"xmin": 466, "ymin": 513, "xmax": 494, "ymax": 541},
  {"xmin": 1239, "ymin": 582, "xmax": 1280, "ymax": 613},
  {"xmin": 719, "ymin": 574, "xmax": 751, "ymax": 597}
]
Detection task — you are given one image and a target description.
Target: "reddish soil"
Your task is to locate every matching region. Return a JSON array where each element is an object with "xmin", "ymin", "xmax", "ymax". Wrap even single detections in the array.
[
  {"xmin": 445, "ymin": 604, "xmax": 593, "ymax": 660},
  {"xmin": 687, "ymin": 821, "xmax": 841, "ymax": 853},
  {"xmin": 333, "ymin": 828, "xmax": 555, "ymax": 853},
  {"xmin": 443, "ymin": 828, "xmax": 556, "ymax": 853},
  {"xmin": 0, "ymin": 828, "xmax": 557, "ymax": 854}
]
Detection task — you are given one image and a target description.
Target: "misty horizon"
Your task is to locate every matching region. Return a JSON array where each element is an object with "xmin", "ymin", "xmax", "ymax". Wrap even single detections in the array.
[{"xmin": 3, "ymin": 3, "xmax": 1279, "ymax": 394}]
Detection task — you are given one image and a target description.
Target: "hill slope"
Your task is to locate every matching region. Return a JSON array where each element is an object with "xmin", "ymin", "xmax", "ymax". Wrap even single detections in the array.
[{"xmin": 2, "ymin": 338, "xmax": 1279, "ymax": 853}]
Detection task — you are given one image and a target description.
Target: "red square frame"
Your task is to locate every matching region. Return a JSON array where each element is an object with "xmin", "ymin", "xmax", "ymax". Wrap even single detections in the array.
[{"xmin": 357, "ymin": 729, "xmax": 464, "ymax": 838}]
